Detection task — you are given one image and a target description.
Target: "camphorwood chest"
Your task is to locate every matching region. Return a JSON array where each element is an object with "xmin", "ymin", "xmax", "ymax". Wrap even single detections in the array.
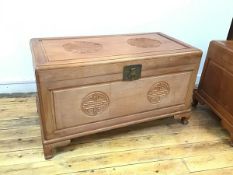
[
  {"xmin": 30, "ymin": 33, "xmax": 202, "ymax": 159},
  {"xmin": 193, "ymin": 40, "xmax": 233, "ymax": 144}
]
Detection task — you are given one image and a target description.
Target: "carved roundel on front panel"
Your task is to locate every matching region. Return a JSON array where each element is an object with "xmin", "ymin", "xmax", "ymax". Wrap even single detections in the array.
[
  {"xmin": 81, "ymin": 91, "xmax": 110, "ymax": 116},
  {"xmin": 63, "ymin": 41, "xmax": 103, "ymax": 54},
  {"xmin": 127, "ymin": 38, "xmax": 161, "ymax": 48},
  {"xmin": 147, "ymin": 81, "xmax": 170, "ymax": 104}
]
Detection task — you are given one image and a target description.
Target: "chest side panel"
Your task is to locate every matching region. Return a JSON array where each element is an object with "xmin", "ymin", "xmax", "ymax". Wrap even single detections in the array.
[{"xmin": 199, "ymin": 41, "xmax": 233, "ymax": 124}]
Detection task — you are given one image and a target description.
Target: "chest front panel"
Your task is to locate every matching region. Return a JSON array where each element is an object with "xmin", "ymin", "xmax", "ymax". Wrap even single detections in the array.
[{"xmin": 52, "ymin": 71, "xmax": 191, "ymax": 130}]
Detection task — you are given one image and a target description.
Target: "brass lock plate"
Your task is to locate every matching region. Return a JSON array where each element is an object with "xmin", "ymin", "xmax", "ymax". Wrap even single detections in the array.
[{"xmin": 123, "ymin": 64, "xmax": 142, "ymax": 81}]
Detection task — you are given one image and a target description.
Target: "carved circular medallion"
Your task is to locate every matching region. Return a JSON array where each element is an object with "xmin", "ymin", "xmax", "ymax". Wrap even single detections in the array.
[
  {"xmin": 63, "ymin": 41, "xmax": 102, "ymax": 54},
  {"xmin": 81, "ymin": 91, "xmax": 110, "ymax": 116},
  {"xmin": 147, "ymin": 81, "xmax": 170, "ymax": 104},
  {"xmin": 127, "ymin": 38, "xmax": 161, "ymax": 48}
]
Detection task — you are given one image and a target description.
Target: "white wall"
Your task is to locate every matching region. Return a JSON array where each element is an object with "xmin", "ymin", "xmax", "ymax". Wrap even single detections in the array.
[{"xmin": 0, "ymin": 0, "xmax": 232, "ymax": 93}]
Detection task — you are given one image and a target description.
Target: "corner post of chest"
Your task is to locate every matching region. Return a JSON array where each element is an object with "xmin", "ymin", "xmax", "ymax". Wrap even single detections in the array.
[
  {"xmin": 173, "ymin": 111, "xmax": 191, "ymax": 125},
  {"xmin": 43, "ymin": 140, "xmax": 71, "ymax": 159}
]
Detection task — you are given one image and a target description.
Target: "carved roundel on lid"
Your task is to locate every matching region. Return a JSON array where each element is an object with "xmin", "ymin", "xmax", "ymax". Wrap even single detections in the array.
[
  {"xmin": 81, "ymin": 91, "xmax": 110, "ymax": 116},
  {"xmin": 147, "ymin": 81, "xmax": 170, "ymax": 104},
  {"xmin": 127, "ymin": 38, "xmax": 161, "ymax": 48},
  {"xmin": 63, "ymin": 41, "xmax": 103, "ymax": 54}
]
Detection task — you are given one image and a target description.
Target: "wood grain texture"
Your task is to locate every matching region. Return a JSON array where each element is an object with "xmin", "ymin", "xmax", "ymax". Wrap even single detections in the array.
[
  {"xmin": 31, "ymin": 32, "xmax": 201, "ymax": 69},
  {"xmin": 184, "ymin": 151, "xmax": 233, "ymax": 172},
  {"xmin": 191, "ymin": 167, "xmax": 233, "ymax": 175},
  {"xmin": 0, "ymin": 96, "xmax": 233, "ymax": 174},
  {"xmin": 30, "ymin": 32, "xmax": 202, "ymax": 158},
  {"xmin": 193, "ymin": 40, "xmax": 233, "ymax": 144},
  {"xmin": 0, "ymin": 97, "xmax": 37, "ymax": 120},
  {"xmin": 53, "ymin": 72, "xmax": 191, "ymax": 129}
]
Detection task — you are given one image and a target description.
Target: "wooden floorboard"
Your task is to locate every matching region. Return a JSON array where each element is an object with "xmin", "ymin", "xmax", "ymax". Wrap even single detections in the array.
[
  {"xmin": 0, "ymin": 96, "xmax": 233, "ymax": 175},
  {"xmin": 190, "ymin": 167, "xmax": 233, "ymax": 175}
]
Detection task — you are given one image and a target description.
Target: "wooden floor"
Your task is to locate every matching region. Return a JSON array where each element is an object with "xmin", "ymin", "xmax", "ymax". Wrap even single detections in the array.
[{"xmin": 1, "ymin": 95, "xmax": 233, "ymax": 175}]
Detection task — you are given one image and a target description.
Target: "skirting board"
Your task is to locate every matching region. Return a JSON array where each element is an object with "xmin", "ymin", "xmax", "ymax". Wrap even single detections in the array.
[
  {"xmin": 0, "ymin": 81, "xmax": 36, "ymax": 94},
  {"xmin": 0, "ymin": 74, "xmax": 201, "ymax": 94}
]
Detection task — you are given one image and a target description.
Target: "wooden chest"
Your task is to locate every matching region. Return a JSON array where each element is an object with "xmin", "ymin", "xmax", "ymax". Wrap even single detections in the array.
[
  {"xmin": 30, "ymin": 33, "xmax": 202, "ymax": 159},
  {"xmin": 193, "ymin": 40, "xmax": 233, "ymax": 144}
]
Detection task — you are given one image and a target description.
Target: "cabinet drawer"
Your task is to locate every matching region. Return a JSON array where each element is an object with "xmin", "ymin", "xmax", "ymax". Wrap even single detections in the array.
[{"xmin": 53, "ymin": 71, "xmax": 192, "ymax": 130}]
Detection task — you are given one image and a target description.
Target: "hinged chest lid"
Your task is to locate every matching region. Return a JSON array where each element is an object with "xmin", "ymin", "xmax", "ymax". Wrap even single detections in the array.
[{"xmin": 30, "ymin": 32, "xmax": 202, "ymax": 70}]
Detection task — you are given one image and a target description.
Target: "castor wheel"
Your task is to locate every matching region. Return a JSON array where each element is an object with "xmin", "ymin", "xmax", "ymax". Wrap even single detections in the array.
[
  {"xmin": 192, "ymin": 99, "xmax": 198, "ymax": 107},
  {"xmin": 230, "ymin": 141, "xmax": 233, "ymax": 147},
  {"xmin": 181, "ymin": 118, "xmax": 189, "ymax": 125}
]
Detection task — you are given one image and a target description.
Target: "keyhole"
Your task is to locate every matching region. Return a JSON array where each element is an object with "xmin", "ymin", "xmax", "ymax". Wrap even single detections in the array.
[{"xmin": 129, "ymin": 67, "xmax": 137, "ymax": 79}]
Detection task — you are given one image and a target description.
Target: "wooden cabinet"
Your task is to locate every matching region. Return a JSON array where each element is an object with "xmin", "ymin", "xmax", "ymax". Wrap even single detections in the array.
[
  {"xmin": 30, "ymin": 33, "xmax": 202, "ymax": 159},
  {"xmin": 193, "ymin": 40, "xmax": 233, "ymax": 144}
]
